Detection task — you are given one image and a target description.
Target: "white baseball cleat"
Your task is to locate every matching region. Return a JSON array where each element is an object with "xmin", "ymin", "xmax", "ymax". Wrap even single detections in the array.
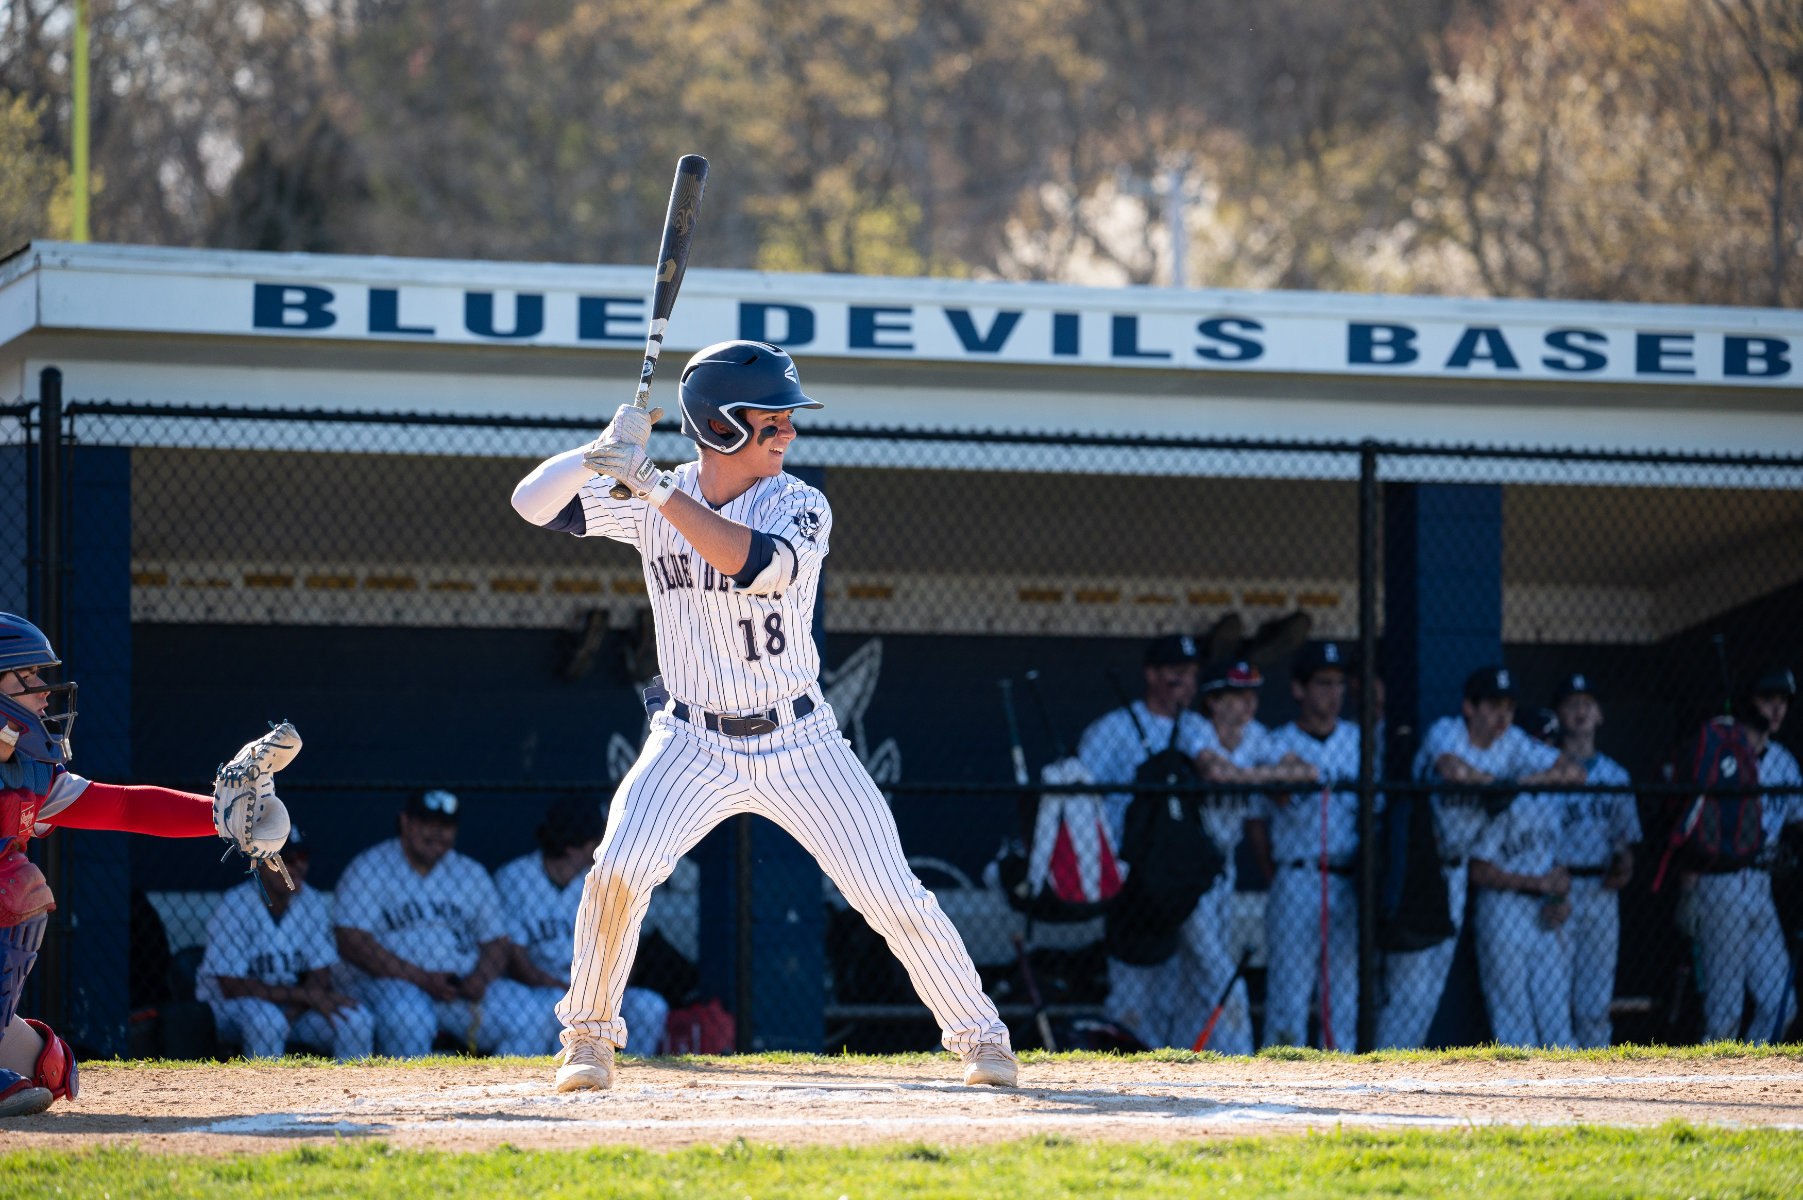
[
  {"xmin": 554, "ymin": 1038, "xmax": 616, "ymax": 1092},
  {"xmin": 960, "ymin": 1043, "xmax": 1019, "ymax": 1088}
]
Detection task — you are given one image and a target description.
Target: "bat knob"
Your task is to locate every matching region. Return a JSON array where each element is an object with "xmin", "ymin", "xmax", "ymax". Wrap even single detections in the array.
[{"xmin": 608, "ymin": 483, "xmax": 632, "ymax": 500}]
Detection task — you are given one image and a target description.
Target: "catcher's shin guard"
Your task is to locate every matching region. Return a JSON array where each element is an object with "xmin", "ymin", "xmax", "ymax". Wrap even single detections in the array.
[
  {"xmin": 22, "ymin": 1019, "xmax": 76, "ymax": 1101},
  {"xmin": 0, "ymin": 912, "xmax": 47, "ymax": 1031}
]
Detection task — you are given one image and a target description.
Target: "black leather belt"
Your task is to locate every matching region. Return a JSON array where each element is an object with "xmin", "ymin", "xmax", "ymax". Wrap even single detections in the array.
[
  {"xmin": 671, "ymin": 694, "xmax": 815, "ymax": 738},
  {"xmin": 1567, "ymin": 865, "xmax": 1609, "ymax": 877},
  {"xmin": 1283, "ymin": 859, "xmax": 1356, "ymax": 876}
]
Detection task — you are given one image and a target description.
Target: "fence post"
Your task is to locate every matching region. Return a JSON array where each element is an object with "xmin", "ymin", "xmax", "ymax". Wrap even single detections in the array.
[
  {"xmin": 34, "ymin": 366, "xmax": 67, "ymax": 1031},
  {"xmin": 1356, "ymin": 440, "xmax": 1379, "ymax": 1052}
]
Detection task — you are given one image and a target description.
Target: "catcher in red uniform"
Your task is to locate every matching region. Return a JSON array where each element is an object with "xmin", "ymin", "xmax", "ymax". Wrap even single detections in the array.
[{"xmin": 0, "ymin": 613, "xmax": 298, "ymax": 1116}]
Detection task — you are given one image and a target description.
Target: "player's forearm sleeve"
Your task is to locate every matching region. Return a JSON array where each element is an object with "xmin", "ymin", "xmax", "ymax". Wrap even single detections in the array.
[
  {"xmin": 46, "ymin": 782, "xmax": 217, "ymax": 837},
  {"xmin": 511, "ymin": 446, "xmax": 593, "ymax": 527}
]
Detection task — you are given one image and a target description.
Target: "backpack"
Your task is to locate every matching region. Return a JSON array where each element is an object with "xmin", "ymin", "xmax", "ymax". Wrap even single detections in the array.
[
  {"xmin": 995, "ymin": 757, "xmax": 1124, "ymax": 922},
  {"xmin": 1104, "ymin": 706, "xmax": 1224, "ymax": 966},
  {"xmin": 1652, "ymin": 715, "xmax": 1763, "ymax": 890},
  {"xmin": 1377, "ymin": 790, "xmax": 1456, "ymax": 952}
]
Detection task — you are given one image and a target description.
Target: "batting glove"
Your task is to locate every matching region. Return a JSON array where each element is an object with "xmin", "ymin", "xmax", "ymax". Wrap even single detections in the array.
[
  {"xmin": 606, "ymin": 404, "xmax": 664, "ymax": 447},
  {"xmin": 583, "ymin": 438, "xmax": 678, "ymax": 507}
]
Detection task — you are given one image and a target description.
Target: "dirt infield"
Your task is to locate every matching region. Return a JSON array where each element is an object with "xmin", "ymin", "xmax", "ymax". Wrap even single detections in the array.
[{"xmin": 7, "ymin": 1056, "xmax": 1801, "ymax": 1154}]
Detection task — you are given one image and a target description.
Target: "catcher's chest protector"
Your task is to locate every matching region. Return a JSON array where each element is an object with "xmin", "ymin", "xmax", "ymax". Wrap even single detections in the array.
[{"xmin": 0, "ymin": 777, "xmax": 49, "ymax": 847}]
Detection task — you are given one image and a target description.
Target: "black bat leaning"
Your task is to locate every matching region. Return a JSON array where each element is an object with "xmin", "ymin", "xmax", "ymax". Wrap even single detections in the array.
[{"xmin": 607, "ymin": 154, "xmax": 710, "ymax": 500}]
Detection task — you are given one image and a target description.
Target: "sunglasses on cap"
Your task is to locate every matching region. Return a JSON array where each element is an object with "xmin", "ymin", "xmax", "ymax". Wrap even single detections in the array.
[{"xmin": 416, "ymin": 785, "xmax": 457, "ymax": 814}]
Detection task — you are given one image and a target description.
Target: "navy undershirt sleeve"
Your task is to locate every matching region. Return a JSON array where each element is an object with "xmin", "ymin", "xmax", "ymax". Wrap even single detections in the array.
[
  {"xmin": 543, "ymin": 494, "xmax": 587, "ymax": 535},
  {"xmin": 732, "ymin": 530, "xmax": 777, "ymax": 586}
]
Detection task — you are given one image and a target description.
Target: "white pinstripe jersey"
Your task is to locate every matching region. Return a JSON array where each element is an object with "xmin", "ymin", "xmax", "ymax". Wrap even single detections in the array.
[{"xmin": 576, "ymin": 461, "xmax": 830, "ymax": 713}]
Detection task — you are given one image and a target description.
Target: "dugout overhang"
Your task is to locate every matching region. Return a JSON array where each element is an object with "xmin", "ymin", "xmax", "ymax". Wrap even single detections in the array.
[{"xmin": 2, "ymin": 240, "xmax": 1801, "ymax": 455}]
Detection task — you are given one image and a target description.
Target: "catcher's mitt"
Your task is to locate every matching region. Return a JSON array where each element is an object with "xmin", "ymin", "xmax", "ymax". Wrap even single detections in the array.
[{"xmin": 213, "ymin": 721, "xmax": 300, "ymax": 861}]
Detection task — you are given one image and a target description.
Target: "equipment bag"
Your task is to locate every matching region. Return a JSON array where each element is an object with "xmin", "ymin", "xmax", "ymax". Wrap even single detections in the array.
[
  {"xmin": 996, "ymin": 757, "xmax": 1124, "ymax": 923},
  {"xmin": 1104, "ymin": 707, "xmax": 1224, "ymax": 966},
  {"xmin": 1652, "ymin": 715, "xmax": 1763, "ymax": 890}
]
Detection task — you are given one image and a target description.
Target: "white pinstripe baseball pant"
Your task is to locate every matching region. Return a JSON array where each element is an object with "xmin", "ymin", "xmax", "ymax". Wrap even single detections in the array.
[{"xmin": 556, "ymin": 702, "xmax": 1011, "ymax": 1055}]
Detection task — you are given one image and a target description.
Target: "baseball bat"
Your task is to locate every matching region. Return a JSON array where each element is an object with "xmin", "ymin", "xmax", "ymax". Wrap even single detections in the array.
[
  {"xmin": 1191, "ymin": 948, "xmax": 1253, "ymax": 1053},
  {"xmin": 608, "ymin": 153, "xmax": 710, "ymax": 500},
  {"xmin": 999, "ymin": 678, "xmax": 1030, "ymax": 787}
]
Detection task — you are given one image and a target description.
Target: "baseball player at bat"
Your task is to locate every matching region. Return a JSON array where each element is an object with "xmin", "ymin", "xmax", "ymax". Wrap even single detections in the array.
[
  {"xmin": 510, "ymin": 341, "xmax": 1017, "ymax": 1091},
  {"xmin": 0, "ymin": 613, "xmax": 298, "ymax": 1116},
  {"xmin": 1548, "ymin": 673, "xmax": 1640, "ymax": 1048}
]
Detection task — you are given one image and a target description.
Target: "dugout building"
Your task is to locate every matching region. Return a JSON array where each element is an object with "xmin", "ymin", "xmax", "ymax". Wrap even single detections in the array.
[{"xmin": 3, "ymin": 241, "xmax": 1801, "ymax": 1056}]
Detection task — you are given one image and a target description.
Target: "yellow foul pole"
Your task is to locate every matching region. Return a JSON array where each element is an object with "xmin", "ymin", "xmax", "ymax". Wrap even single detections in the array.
[{"xmin": 71, "ymin": 0, "xmax": 90, "ymax": 241}]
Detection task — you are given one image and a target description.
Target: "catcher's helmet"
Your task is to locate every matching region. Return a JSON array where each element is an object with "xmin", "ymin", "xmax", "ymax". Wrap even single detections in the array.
[
  {"xmin": 0, "ymin": 612, "xmax": 77, "ymax": 764},
  {"xmin": 678, "ymin": 340, "xmax": 823, "ymax": 454}
]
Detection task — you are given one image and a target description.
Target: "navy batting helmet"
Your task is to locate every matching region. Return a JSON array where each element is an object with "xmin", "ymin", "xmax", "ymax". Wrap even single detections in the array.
[
  {"xmin": 0, "ymin": 613, "xmax": 77, "ymax": 764},
  {"xmin": 677, "ymin": 340, "xmax": 823, "ymax": 454}
]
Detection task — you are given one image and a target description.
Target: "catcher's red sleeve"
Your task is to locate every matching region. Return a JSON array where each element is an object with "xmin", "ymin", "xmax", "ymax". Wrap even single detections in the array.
[{"xmin": 46, "ymin": 782, "xmax": 216, "ymax": 837}]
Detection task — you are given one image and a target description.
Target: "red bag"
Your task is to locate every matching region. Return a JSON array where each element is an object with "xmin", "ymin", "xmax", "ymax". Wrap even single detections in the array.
[
  {"xmin": 1652, "ymin": 716, "xmax": 1763, "ymax": 891},
  {"xmin": 664, "ymin": 998, "xmax": 736, "ymax": 1055}
]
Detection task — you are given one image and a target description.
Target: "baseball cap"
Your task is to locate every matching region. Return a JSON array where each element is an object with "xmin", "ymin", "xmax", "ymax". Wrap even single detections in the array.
[
  {"xmin": 1145, "ymin": 633, "xmax": 1201, "ymax": 667},
  {"xmin": 1520, "ymin": 706, "xmax": 1561, "ymax": 744},
  {"xmin": 1201, "ymin": 660, "xmax": 1264, "ymax": 692},
  {"xmin": 1551, "ymin": 672, "xmax": 1599, "ymax": 705},
  {"xmin": 405, "ymin": 788, "xmax": 461, "ymax": 821},
  {"xmin": 1753, "ymin": 666, "xmax": 1798, "ymax": 697},
  {"xmin": 1291, "ymin": 642, "xmax": 1348, "ymax": 683},
  {"xmin": 1463, "ymin": 666, "xmax": 1516, "ymax": 702},
  {"xmin": 279, "ymin": 826, "xmax": 309, "ymax": 857}
]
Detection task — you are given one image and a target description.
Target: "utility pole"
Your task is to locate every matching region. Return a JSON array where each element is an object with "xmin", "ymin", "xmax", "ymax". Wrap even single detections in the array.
[
  {"xmin": 1164, "ymin": 157, "xmax": 1189, "ymax": 289},
  {"xmin": 1117, "ymin": 154, "xmax": 1195, "ymax": 288},
  {"xmin": 71, "ymin": 0, "xmax": 90, "ymax": 242}
]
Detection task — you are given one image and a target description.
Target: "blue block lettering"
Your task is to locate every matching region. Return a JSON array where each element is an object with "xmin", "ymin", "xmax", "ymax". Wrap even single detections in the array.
[
  {"xmin": 252, "ymin": 283, "xmax": 335, "ymax": 330},
  {"xmin": 1542, "ymin": 328, "xmax": 1607, "ymax": 373},
  {"xmin": 1053, "ymin": 312, "xmax": 1080, "ymax": 356},
  {"xmin": 943, "ymin": 308, "xmax": 1022, "ymax": 353},
  {"xmin": 1635, "ymin": 331, "xmax": 1694, "ymax": 375},
  {"xmin": 849, "ymin": 306, "xmax": 914, "ymax": 351},
  {"xmin": 739, "ymin": 302, "xmax": 816, "ymax": 346},
  {"xmin": 1444, "ymin": 325, "xmax": 1520, "ymax": 370},
  {"xmin": 1348, "ymin": 322, "xmax": 1419, "ymax": 365},
  {"xmin": 1724, "ymin": 335, "xmax": 1792, "ymax": 378},
  {"xmin": 1110, "ymin": 314, "xmax": 1171, "ymax": 359},
  {"xmin": 1196, "ymin": 316, "xmax": 1265, "ymax": 362},
  {"xmin": 368, "ymin": 288, "xmax": 434, "ymax": 336},
  {"xmin": 465, "ymin": 292, "xmax": 546, "ymax": 339},
  {"xmin": 579, "ymin": 295, "xmax": 645, "ymax": 342}
]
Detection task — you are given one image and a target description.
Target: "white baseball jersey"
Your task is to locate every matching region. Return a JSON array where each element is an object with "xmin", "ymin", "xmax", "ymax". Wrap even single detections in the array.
[
  {"xmin": 495, "ymin": 851, "xmax": 583, "ymax": 981},
  {"xmin": 1077, "ymin": 703, "xmax": 1212, "ymax": 848},
  {"xmin": 1260, "ymin": 720, "xmax": 1362, "ymax": 863},
  {"xmin": 195, "ymin": 880, "xmax": 337, "ymax": 1005},
  {"xmin": 1559, "ymin": 753, "xmax": 1639, "ymax": 869},
  {"xmin": 1471, "ymin": 792, "xmax": 1566, "ymax": 876},
  {"xmin": 332, "ymin": 839, "xmax": 508, "ymax": 978},
  {"xmin": 571, "ymin": 461, "xmax": 828, "ymax": 713},
  {"xmin": 1759, "ymin": 742, "xmax": 1803, "ymax": 845},
  {"xmin": 1193, "ymin": 719, "xmax": 1273, "ymax": 866},
  {"xmin": 1413, "ymin": 717, "xmax": 1561, "ymax": 857}
]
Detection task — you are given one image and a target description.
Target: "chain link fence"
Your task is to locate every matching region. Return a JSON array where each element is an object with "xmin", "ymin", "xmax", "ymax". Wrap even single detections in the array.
[{"xmin": 9, "ymin": 396, "xmax": 1802, "ymax": 1059}]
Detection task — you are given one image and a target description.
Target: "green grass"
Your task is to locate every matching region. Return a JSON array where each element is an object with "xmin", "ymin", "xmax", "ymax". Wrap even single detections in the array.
[
  {"xmin": 8, "ymin": 1125, "xmax": 1803, "ymax": 1197},
  {"xmin": 92, "ymin": 1039, "xmax": 1803, "ymax": 1071}
]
